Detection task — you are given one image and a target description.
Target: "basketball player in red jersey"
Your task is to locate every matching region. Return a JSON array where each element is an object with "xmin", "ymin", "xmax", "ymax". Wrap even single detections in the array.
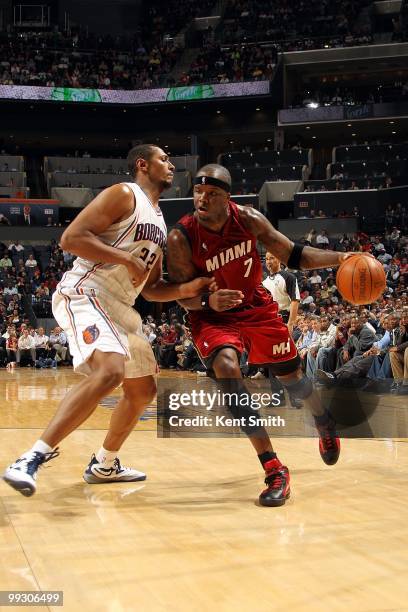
[{"xmin": 167, "ymin": 164, "xmax": 361, "ymax": 507}]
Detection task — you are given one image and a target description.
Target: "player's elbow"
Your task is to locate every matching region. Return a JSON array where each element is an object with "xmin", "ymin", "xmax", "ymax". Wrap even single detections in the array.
[{"xmin": 60, "ymin": 230, "xmax": 74, "ymax": 252}]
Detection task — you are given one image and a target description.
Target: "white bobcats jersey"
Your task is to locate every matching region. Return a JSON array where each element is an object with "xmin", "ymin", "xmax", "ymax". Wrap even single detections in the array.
[{"xmin": 58, "ymin": 182, "xmax": 167, "ymax": 305}]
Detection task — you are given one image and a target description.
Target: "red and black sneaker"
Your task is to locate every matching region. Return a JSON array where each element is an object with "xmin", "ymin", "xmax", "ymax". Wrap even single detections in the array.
[
  {"xmin": 259, "ymin": 458, "xmax": 290, "ymax": 507},
  {"xmin": 315, "ymin": 414, "xmax": 340, "ymax": 465}
]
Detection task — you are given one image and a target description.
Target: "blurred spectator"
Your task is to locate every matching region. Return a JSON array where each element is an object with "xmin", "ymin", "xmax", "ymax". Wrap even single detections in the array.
[
  {"xmin": 17, "ymin": 328, "xmax": 36, "ymax": 366},
  {"xmin": 49, "ymin": 327, "xmax": 68, "ymax": 363},
  {"xmin": 0, "ymin": 254, "xmax": 13, "ymax": 269},
  {"xmin": 8, "ymin": 241, "xmax": 25, "ymax": 254},
  {"xmin": 316, "ymin": 229, "xmax": 329, "ymax": 248},
  {"xmin": 25, "ymin": 254, "xmax": 38, "ymax": 269},
  {"xmin": 389, "ymin": 312, "xmax": 408, "ymax": 394}
]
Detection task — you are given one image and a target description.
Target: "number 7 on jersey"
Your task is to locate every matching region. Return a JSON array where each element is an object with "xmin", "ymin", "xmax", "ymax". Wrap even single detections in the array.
[{"xmin": 243, "ymin": 257, "xmax": 253, "ymax": 277}]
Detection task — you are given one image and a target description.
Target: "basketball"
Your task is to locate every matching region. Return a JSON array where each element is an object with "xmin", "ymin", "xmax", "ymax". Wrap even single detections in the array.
[{"xmin": 336, "ymin": 255, "xmax": 386, "ymax": 305}]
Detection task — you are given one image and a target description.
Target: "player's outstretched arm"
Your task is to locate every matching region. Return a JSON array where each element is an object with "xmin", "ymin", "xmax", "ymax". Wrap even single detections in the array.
[
  {"xmin": 142, "ymin": 253, "xmax": 214, "ymax": 302},
  {"xmin": 241, "ymin": 207, "xmax": 359, "ymax": 270}
]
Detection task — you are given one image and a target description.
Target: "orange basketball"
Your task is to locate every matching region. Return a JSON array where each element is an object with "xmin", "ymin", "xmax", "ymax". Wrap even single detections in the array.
[{"xmin": 336, "ymin": 255, "xmax": 386, "ymax": 305}]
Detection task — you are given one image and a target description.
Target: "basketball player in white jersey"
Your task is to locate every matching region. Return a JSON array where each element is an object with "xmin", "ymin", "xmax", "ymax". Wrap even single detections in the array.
[{"xmin": 2, "ymin": 145, "xmax": 213, "ymax": 497}]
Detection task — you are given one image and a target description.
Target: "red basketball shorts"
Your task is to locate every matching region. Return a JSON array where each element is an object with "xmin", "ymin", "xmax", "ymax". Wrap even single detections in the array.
[{"xmin": 190, "ymin": 302, "xmax": 297, "ymax": 366}]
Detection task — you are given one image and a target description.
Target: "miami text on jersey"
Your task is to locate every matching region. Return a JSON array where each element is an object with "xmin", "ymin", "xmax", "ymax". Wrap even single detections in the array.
[{"xmin": 205, "ymin": 240, "xmax": 252, "ymax": 272}]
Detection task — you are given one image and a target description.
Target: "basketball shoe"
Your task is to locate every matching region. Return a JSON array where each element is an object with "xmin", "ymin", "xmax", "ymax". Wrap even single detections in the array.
[
  {"xmin": 83, "ymin": 455, "xmax": 146, "ymax": 484},
  {"xmin": 2, "ymin": 448, "xmax": 60, "ymax": 497},
  {"xmin": 259, "ymin": 458, "xmax": 290, "ymax": 507},
  {"xmin": 314, "ymin": 413, "xmax": 340, "ymax": 465}
]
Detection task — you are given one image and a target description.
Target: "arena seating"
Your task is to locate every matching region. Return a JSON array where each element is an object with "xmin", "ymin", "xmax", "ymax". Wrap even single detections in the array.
[
  {"xmin": 44, "ymin": 155, "xmax": 197, "ymax": 205},
  {"xmin": 219, "ymin": 148, "xmax": 311, "ymax": 193},
  {"xmin": 0, "ymin": 155, "xmax": 29, "ymax": 197},
  {"xmin": 328, "ymin": 143, "xmax": 408, "ymax": 184},
  {"xmin": 218, "ymin": 0, "xmax": 373, "ymax": 46},
  {"xmin": 334, "ymin": 143, "xmax": 408, "ymax": 162}
]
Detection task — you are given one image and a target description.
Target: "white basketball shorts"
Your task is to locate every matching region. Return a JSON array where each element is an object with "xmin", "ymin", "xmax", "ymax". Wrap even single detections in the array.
[{"xmin": 52, "ymin": 287, "xmax": 157, "ymax": 378}]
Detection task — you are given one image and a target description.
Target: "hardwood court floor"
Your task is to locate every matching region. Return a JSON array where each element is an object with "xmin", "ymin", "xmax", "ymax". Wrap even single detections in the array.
[{"xmin": 0, "ymin": 369, "xmax": 407, "ymax": 612}]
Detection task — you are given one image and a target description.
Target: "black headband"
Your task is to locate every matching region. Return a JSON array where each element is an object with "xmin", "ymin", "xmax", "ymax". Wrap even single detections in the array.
[{"xmin": 194, "ymin": 175, "xmax": 231, "ymax": 193}]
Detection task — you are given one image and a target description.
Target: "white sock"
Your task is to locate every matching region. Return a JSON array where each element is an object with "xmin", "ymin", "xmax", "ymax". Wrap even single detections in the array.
[
  {"xmin": 31, "ymin": 440, "xmax": 54, "ymax": 454},
  {"xmin": 96, "ymin": 447, "xmax": 117, "ymax": 464}
]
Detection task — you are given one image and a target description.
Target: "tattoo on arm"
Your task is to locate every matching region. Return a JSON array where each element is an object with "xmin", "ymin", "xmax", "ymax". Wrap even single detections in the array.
[{"xmin": 166, "ymin": 229, "xmax": 198, "ymax": 283}]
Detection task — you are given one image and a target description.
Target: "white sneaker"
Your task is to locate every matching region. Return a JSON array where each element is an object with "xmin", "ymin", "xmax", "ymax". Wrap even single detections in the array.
[
  {"xmin": 3, "ymin": 448, "xmax": 59, "ymax": 497},
  {"xmin": 196, "ymin": 371, "xmax": 207, "ymax": 376},
  {"xmin": 83, "ymin": 455, "xmax": 146, "ymax": 484},
  {"xmin": 251, "ymin": 371, "xmax": 266, "ymax": 380}
]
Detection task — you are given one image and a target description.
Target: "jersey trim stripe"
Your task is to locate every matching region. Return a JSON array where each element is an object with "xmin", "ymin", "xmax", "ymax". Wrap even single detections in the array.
[{"xmin": 58, "ymin": 288, "xmax": 83, "ymax": 358}]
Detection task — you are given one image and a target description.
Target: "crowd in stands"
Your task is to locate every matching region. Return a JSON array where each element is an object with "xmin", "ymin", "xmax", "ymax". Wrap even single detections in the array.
[
  {"xmin": 0, "ymin": 237, "xmax": 73, "ymax": 368},
  {"xmin": 0, "ymin": 30, "xmax": 181, "ymax": 90},
  {"xmin": 0, "ymin": 0, "xmax": 219, "ymax": 90},
  {"xmin": 1, "ymin": 324, "xmax": 69, "ymax": 369},
  {"xmin": 0, "ymin": 238, "xmax": 73, "ymax": 331},
  {"xmin": 180, "ymin": 43, "xmax": 277, "ymax": 85},
  {"xmin": 0, "ymin": 0, "xmax": 406, "ymax": 93},
  {"xmin": 142, "ymin": 313, "xmax": 206, "ymax": 373}
]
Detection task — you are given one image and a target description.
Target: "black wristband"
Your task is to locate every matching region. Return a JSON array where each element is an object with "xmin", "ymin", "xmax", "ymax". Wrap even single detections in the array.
[
  {"xmin": 287, "ymin": 242, "xmax": 304, "ymax": 270},
  {"xmin": 200, "ymin": 293, "xmax": 211, "ymax": 310}
]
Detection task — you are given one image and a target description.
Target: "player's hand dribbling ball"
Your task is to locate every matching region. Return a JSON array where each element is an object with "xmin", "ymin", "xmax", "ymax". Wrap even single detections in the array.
[{"xmin": 336, "ymin": 254, "xmax": 386, "ymax": 305}]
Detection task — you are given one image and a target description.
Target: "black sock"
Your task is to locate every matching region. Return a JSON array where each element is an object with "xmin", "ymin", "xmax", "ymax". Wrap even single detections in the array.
[{"xmin": 258, "ymin": 451, "xmax": 277, "ymax": 467}]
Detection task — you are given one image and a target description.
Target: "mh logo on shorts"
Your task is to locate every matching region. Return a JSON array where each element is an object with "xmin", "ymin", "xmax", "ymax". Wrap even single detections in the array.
[
  {"xmin": 83, "ymin": 324, "xmax": 100, "ymax": 344},
  {"xmin": 272, "ymin": 341, "xmax": 291, "ymax": 356}
]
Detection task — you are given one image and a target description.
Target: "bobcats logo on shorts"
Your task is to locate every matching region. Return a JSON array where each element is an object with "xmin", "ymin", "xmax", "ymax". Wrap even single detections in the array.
[{"xmin": 83, "ymin": 324, "xmax": 100, "ymax": 344}]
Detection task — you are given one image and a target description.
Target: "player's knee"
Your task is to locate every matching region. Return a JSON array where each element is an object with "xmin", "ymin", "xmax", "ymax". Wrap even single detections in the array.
[
  {"xmin": 139, "ymin": 379, "xmax": 157, "ymax": 405},
  {"xmin": 93, "ymin": 367, "xmax": 124, "ymax": 391},
  {"xmin": 213, "ymin": 355, "xmax": 241, "ymax": 379},
  {"xmin": 124, "ymin": 377, "xmax": 157, "ymax": 406}
]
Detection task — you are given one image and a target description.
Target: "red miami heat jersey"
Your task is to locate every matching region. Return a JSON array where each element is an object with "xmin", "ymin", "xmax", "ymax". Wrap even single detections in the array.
[{"xmin": 176, "ymin": 201, "xmax": 273, "ymax": 308}]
